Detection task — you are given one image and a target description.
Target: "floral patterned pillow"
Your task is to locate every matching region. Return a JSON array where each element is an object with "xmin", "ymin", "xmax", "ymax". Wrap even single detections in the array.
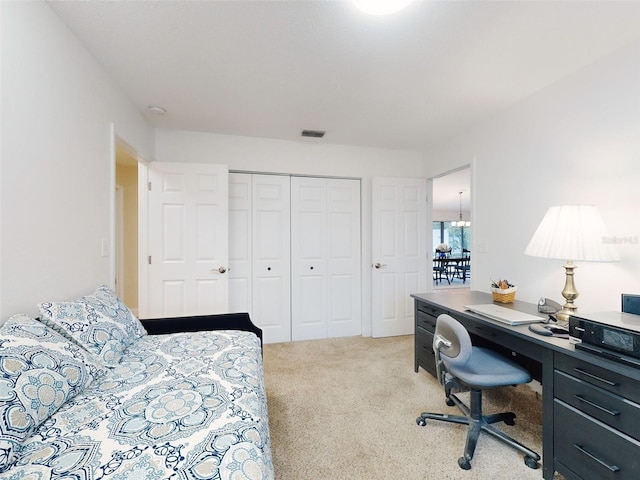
[
  {"xmin": 0, "ymin": 314, "xmax": 105, "ymax": 473},
  {"xmin": 80, "ymin": 285, "xmax": 147, "ymax": 341},
  {"xmin": 37, "ymin": 301, "xmax": 129, "ymax": 368}
]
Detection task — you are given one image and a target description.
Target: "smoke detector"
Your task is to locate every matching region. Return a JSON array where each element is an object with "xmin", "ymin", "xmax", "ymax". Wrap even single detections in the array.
[{"xmin": 148, "ymin": 105, "xmax": 167, "ymax": 116}]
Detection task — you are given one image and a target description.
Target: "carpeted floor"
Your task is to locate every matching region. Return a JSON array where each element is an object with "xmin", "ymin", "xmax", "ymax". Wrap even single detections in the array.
[{"xmin": 263, "ymin": 335, "xmax": 564, "ymax": 480}]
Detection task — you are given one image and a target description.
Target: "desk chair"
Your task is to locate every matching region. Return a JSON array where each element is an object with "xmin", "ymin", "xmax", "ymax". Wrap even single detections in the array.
[{"xmin": 416, "ymin": 314, "xmax": 540, "ymax": 470}]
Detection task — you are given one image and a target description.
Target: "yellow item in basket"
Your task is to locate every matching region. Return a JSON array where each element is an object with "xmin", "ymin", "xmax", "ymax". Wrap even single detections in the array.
[
  {"xmin": 490, "ymin": 278, "xmax": 516, "ymax": 303},
  {"xmin": 491, "ymin": 288, "xmax": 516, "ymax": 303}
]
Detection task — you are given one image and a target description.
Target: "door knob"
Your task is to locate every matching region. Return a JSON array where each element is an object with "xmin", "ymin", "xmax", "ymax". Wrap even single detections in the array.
[
  {"xmin": 212, "ymin": 266, "xmax": 227, "ymax": 274},
  {"xmin": 374, "ymin": 262, "xmax": 388, "ymax": 269}
]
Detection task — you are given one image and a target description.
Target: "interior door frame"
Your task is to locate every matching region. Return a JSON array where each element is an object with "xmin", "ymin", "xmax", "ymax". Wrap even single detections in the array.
[
  {"xmin": 110, "ymin": 126, "xmax": 149, "ymax": 316},
  {"xmin": 430, "ymin": 164, "xmax": 473, "ymax": 290},
  {"xmin": 137, "ymin": 160, "xmax": 149, "ymax": 318}
]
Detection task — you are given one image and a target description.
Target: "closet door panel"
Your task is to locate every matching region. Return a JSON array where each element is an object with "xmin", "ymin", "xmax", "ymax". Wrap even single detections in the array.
[
  {"xmin": 228, "ymin": 174, "xmax": 252, "ymax": 314},
  {"xmin": 230, "ymin": 174, "xmax": 360, "ymax": 343},
  {"xmin": 252, "ymin": 175, "xmax": 291, "ymax": 343},
  {"xmin": 291, "ymin": 177, "xmax": 328, "ymax": 341},
  {"xmin": 327, "ymin": 179, "xmax": 361, "ymax": 337},
  {"xmin": 291, "ymin": 177, "xmax": 361, "ymax": 341}
]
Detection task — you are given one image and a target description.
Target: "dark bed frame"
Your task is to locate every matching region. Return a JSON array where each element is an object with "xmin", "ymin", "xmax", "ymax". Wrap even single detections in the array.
[{"xmin": 139, "ymin": 312, "xmax": 263, "ymax": 347}]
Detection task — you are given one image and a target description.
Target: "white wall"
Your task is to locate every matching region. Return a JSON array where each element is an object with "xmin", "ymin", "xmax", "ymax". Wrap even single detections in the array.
[
  {"xmin": 155, "ymin": 129, "xmax": 426, "ymax": 335},
  {"xmin": 433, "ymin": 209, "xmax": 468, "ymax": 222},
  {"xmin": 0, "ymin": 2, "xmax": 154, "ymax": 319},
  {"xmin": 6, "ymin": 1, "xmax": 636, "ymax": 325},
  {"xmin": 423, "ymin": 40, "xmax": 640, "ymax": 314}
]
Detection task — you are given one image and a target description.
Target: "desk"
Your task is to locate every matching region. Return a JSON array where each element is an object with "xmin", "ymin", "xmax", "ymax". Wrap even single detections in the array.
[{"xmin": 412, "ymin": 290, "xmax": 640, "ymax": 480}]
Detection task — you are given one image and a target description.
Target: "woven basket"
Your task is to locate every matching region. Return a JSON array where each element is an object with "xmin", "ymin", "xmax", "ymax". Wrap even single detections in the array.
[{"xmin": 491, "ymin": 286, "xmax": 517, "ymax": 304}]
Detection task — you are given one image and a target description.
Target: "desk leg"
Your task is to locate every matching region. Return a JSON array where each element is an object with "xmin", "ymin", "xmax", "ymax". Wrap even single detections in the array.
[{"xmin": 541, "ymin": 349, "xmax": 555, "ymax": 480}]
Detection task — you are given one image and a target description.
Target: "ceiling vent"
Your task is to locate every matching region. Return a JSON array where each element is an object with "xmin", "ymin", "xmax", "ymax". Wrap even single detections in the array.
[{"xmin": 301, "ymin": 129, "xmax": 325, "ymax": 138}]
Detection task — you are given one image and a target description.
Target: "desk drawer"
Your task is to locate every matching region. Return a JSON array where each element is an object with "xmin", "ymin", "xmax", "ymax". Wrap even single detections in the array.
[
  {"xmin": 554, "ymin": 400, "xmax": 640, "ymax": 480},
  {"xmin": 555, "ymin": 353, "xmax": 640, "ymax": 405},
  {"xmin": 416, "ymin": 302, "xmax": 447, "ymax": 320},
  {"xmin": 416, "ymin": 310, "xmax": 437, "ymax": 333},
  {"xmin": 415, "ymin": 326, "xmax": 436, "ymax": 377},
  {"xmin": 555, "ymin": 369, "xmax": 640, "ymax": 440},
  {"xmin": 454, "ymin": 315, "xmax": 543, "ymax": 366}
]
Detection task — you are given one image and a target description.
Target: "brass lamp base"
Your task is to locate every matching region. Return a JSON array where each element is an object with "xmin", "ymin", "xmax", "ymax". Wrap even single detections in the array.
[{"xmin": 556, "ymin": 260, "xmax": 578, "ymax": 323}]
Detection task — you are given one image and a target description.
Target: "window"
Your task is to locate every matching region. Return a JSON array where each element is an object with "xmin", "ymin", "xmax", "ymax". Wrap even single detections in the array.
[{"xmin": 433, "ymin": 221, "xmax": 471, "ymax": 255}]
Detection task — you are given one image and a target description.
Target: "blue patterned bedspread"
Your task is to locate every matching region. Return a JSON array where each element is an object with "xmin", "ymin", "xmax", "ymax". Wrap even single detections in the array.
[{"xmin": 2, "ymin": 330, "xmax": 273, "ymax": 480}]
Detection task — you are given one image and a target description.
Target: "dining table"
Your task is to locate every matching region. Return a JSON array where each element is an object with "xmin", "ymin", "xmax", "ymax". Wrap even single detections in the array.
[{"xmin": 433, "ymin": 255, "xmax": 470, "ymax": 284}]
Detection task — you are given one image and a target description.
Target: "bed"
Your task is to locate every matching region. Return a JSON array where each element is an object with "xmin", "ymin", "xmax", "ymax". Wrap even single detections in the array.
[{"xmin": 0, "ymin": 286, "xmax": 273, "ymax": 480}]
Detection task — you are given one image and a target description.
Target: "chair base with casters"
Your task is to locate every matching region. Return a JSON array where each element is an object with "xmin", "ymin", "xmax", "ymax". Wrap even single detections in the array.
[
  {"xmin": 416, "ymin": 385, "xmax": 540, "ymax": 470},
  {"xmin": 416, "ymin": 314, "xmax": 540, "ymax": 471}
]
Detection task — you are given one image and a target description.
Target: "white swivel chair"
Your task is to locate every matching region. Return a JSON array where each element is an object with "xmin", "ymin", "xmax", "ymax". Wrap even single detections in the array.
[{"xmin": 416, "ymin": 314, "xmax": 540, "ymax": 470}]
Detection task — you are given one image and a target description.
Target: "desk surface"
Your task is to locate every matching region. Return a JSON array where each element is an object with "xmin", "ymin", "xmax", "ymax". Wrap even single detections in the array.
[{"xmin": 412, "ymin": 290, "xmax": 573, "ymax": 354}]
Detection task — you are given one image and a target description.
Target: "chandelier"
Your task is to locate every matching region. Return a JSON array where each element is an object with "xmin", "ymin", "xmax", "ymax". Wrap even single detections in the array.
[{"xmin": 452, "ymin": 191, "xmax": 470, "ymax": 227}]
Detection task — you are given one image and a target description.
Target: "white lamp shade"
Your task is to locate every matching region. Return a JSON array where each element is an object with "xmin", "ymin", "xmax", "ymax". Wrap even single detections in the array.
[{"xmin": 524, "ymin": 205, "xmax": 619, "ymax": 262}]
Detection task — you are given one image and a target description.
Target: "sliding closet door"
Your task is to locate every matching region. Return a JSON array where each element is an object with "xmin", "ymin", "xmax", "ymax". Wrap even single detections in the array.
[
  {"xmin": 291, "ymin": 177, "xmax": 361, "ymax": 341},
  {"xmin": 326, "ymin": 179, "xmax": 361, "ymax": 338},
  {"xmin": 229, "ymin": 173, "xmax": 291, "ymax": 343},
  {"xmin": 291, "ymin": 177, "xmax": 327, "ymax": 340},
  {"xmin": 228, "ymin": 173, "xmax": 252, "ymax": 313},
  {"xmin": 251, "ymin": 175, "xmax": 291, "ymax": 343}
]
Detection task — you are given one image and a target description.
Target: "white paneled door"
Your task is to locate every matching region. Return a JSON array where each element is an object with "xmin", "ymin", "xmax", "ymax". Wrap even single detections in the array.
[
  {"xmin": 228, "ymin": 173, "xmax": 253, "ymax": 313},
  {"xmin": 291, "ymin": 177, "xmax": 361, "ymax": 341},
  {"xmin": 251, "ymin": 175, "xmax": 292, "ymax": 343},
  {"xmin": 228, "ymin": 173, "xmax": 292, "ymax": 343},
  {"xmin": 146, "ymin": 162, "xmax": 229, "ymax": 318},
  {"xmin": 372, "ymin": 177, "xmax": 428, "ymax": 337}
]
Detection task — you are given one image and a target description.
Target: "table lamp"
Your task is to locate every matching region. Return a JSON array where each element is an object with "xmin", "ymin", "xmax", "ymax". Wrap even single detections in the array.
[{"xmin": 524, "ymin": 205, "xmax": 619, "ymax": 322}]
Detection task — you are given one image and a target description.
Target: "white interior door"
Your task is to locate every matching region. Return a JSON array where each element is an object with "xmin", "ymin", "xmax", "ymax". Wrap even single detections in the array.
[
  {"xmin": 371, "ymin": 177, "xmax": 427, "ymax": 337},
  {"xmin": 228, "ymin": 173, "xmax": 252, "ymax": 313},
  {"xmin": 146, "ymin": 162, "xmax": 229, "ymax": 318},
  {"xmin": 291, "ymin": 177, "xmax": 328, "ymax": 341},
  {"xmin": 291, "ymin": 177, "xmax": 361, "ymax": 341},
  {"xmin": 252, "ymin": 175, "xmax": 291, "ymax": 343},
  {"xmin": 326, "ymin": 178, "xmax": 361, "ymax": 338}
]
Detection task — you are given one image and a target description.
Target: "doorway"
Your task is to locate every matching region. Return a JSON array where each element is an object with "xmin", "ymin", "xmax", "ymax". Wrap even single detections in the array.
[
  {"xmin": 431, "ymin": 166, "xmax": 471, "ymax": 290},
  {"xmin": 115, "ymin": 140, "xmax": 139, "ymax": 315}
]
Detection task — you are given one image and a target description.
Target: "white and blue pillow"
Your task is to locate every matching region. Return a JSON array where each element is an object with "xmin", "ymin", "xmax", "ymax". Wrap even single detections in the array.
[
  {"xmin": 38, "ymin": 285, "xmax": 147, "ymax": 368},
  {"xmin": 37, "ymin": 302, "xmax": 128, "ymax": 367},
  {"xmin": 0, "ymin": 314, "xmax": 105, "ymax": 473},
  {"xmin": 81, "ymin": 285, "xmax": 147, "ymax": 341}
]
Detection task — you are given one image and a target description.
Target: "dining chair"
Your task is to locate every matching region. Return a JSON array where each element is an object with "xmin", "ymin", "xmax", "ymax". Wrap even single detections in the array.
[
  {"xmin": 454, "ymin": 250, "xmax": 471, "ymax": 283},
  {"xmin": 433, "ymin": 257, "xmax": 450, "ymax": 285}
]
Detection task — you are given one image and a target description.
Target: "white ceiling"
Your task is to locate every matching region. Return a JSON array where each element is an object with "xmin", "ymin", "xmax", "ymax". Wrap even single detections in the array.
[
  {"xmin": 433, "ymin": 167, "xmax": 471, "ymax": 215},
  {"xmin": 49, "ymin": 0, "xmax": 640, "ymax": 211}
]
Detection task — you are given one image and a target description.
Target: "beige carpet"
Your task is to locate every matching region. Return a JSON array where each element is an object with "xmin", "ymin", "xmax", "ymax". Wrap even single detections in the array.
[{"xmin": 263, "ymin": 335, "xmax": 565, "ymax": 480}]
